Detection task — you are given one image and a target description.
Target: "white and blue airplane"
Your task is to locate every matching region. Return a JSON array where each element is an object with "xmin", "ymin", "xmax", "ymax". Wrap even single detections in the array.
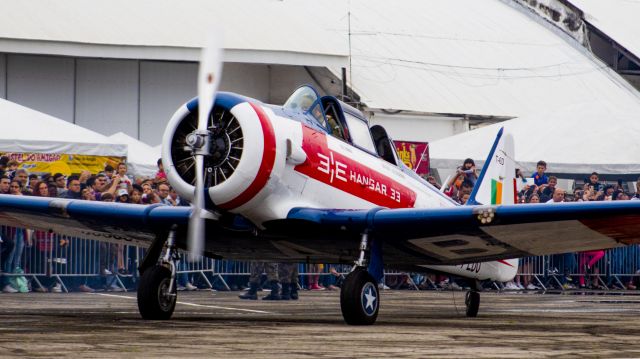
[{"xmin": 0, "ymin": 38, "xmax": 639, "ymax": 325}]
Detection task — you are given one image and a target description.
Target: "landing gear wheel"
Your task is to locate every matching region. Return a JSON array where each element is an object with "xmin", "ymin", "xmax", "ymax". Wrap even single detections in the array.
[
  {"xmin": 465, "ymin": 290, "xmax": 480, "ymax": 317},
  {"xmin": 340, "ymin": 268, "xmax": 379, "ymax": 325},
  {"xmin": 138, "ymin": 265, "xmax": 177, "ymax": 320}
]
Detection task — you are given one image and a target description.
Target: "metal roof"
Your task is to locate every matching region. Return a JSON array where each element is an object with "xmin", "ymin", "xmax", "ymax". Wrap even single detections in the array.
[
  {"xmin": 339, "ymin": 0, "xmax": 640, "ymax": 117},
  {"xmin": 1, "ymin": 0, "xmax": 639, "ymax": 120},
  {"xmin": 0, "ymin": 0, "xmax": 348, "ymax": 67},
  {"xmin": 570, "ymin": 0, "xmax": 640, "ymax": 59}
]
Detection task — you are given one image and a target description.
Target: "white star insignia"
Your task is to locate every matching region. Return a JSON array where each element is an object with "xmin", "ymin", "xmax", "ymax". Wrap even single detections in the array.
[{"xmin": 364, "ymin": 287, "xmax": 376, "ymax": 311}]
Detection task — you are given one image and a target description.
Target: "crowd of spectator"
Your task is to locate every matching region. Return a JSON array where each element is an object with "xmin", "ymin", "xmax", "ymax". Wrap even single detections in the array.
[
  {"xmin": 422, "ymin": 159, "xmax": 640, "ymax": 291},
  {"xmin": 0, "ymin": 156, "xmax": 188, "ymax": 293},
  {"xmin": 1, "ymin": 153, "xmax": 640, "ymax": 295}
]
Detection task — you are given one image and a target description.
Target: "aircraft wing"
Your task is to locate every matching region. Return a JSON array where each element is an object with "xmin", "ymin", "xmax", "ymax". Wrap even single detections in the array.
[
  {"xmin": 0, "ymin": 195, "xmax": 190, "ymax": 247},
  {"xmin": 3, "ymin": 194, "xmax": 640, "ymax": 267},
  {"xmin": 287, "ymin": 201, "xmax": 640, "ymax": 266}
]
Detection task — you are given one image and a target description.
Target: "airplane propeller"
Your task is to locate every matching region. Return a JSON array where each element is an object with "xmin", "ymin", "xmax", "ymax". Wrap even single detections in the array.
[{"xmin": 185, "ymin": 32, "xmax": 224, "ymax": 261}]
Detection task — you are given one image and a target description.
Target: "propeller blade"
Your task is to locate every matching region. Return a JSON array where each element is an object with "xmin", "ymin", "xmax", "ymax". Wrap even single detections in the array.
[
  {"xmin": 198, "ymin": 34, "xmax": 224, "ymax": 130},
  {"xmin": 187, "ymin": 30, "xmax": 224, "ymax": 262}
]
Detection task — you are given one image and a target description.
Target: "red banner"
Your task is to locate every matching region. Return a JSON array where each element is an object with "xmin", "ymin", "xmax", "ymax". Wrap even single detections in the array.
[{"xmin": 393, "ymin": 141, "xmax": 429, "ymax": 175}]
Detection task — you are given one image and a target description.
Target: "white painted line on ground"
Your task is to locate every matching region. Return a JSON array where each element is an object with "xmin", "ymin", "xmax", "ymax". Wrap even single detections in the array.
[
  {"xmin": 176, "ymin": 301, "xmax": 272, "ymax": 314},
  {"xmin": 92, "ymin": 293, "xmax": 273, "ymax": 314},
  {"xmin": 495, "ymin": 308, "xmax": 640, "ymax": 313},
  {"xmin": 93, "ymin": 293, "xmax": 135, "ymax": 300}
]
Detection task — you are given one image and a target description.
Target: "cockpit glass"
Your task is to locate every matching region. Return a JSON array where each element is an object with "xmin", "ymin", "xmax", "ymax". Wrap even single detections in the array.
[
  {"xmin": 283, "ymin": 86, "xmax": 327, "ymax": 128},
  {"xmin": 344, "ymin": 113, "xmax": 376, "ymax": 153}
]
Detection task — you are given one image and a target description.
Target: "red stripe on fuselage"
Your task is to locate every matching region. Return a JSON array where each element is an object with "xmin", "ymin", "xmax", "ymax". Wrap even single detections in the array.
[
  {"xmin": 218, "ymin": 103, "xmax": 276, "ymax": 210},
  {"xmin": 294, "ymin": 126, "xmax": 416, "ymax": 208},
  {"xmin": 497, "ymin": 259, "xmax": 515, "ymax": 267}
]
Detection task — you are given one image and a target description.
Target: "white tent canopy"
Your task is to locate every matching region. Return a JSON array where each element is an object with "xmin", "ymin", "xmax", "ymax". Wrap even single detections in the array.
[
  {"xmin": 429, "ymin": 103, "xmax": 640, "ymax": 175},
  {"xmin": 108, "ymin": 132, "xmax": 160, "ymax": 178},
  {"xmin": 0, "ymin": 98, "xmax": 126, "ymax": 157}
]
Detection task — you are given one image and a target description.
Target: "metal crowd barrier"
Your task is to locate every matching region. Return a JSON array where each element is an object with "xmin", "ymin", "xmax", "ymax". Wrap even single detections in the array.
[{"xmin": 1, "ymin": 225, "xmax": 639, "ymax": 292}]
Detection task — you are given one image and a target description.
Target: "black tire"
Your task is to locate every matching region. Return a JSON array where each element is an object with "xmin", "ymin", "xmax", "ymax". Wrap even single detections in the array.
[
  {"xmin": 137, "ymin": 265, "xmax": 177, "ymax": 320},
  {"xmin": 340, "ymin": 268, "xmax": 379, "ymax": 325},
  {"xmin": 465, "ymin": 290, "xmax": 480, "ymax": 317}
]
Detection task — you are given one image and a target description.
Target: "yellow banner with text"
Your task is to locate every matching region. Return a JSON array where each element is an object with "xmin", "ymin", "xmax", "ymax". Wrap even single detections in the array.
[{"xmin": 1, "ymin": 152, "xmax": 124, "ymax": 175}]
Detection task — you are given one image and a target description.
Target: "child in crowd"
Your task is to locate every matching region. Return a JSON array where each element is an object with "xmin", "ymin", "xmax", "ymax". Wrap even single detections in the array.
[{"xmin": 531, "ymin": 160, "xmax": 548, "ymax": 186}]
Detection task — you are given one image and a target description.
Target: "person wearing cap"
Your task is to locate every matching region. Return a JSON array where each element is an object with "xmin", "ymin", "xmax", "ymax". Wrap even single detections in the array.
[{"xmin": 116, "ymin": 188, "xmax": 130, "ymax": 203}]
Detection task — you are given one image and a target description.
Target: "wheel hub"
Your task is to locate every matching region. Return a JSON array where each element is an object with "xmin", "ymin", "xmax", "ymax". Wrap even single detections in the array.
[
  {"xmin": 158, "ymin": 278, "xmax": 174, "ymax": 311},
  {"xmin": 361, "ymin": 282, "xmax": 378, "ymax": 316}
]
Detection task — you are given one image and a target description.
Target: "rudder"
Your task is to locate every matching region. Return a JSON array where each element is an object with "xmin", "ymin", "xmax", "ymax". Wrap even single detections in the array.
[{"xmin": 467, "ymin": 128, "xmax": 516, "ymax": 205}]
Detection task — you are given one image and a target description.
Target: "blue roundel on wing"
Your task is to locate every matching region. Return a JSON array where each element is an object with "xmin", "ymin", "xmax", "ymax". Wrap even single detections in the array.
[{"xmin": 361, "ymin": 282, "xmax": 378, "ymax": 316}]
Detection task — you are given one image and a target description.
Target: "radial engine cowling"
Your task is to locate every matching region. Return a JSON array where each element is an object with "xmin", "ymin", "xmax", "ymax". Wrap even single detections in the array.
[{"xmin": 161, "ymin": 95, "xmax": 276, "ymax": 211}]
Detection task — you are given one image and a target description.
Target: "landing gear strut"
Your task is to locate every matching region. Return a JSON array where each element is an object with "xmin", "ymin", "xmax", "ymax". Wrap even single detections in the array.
[
  {"xmin": 137, "ymin": 228, "xmax": 179, "ymax": 320},
  {"xmin": 340, "ymin": 232, "xmax": 380, "ymax": 325}
]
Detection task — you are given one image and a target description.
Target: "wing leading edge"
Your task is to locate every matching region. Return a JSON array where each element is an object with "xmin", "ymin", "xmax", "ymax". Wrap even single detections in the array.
[
  {"xmin": 287, "ymin": 201, "xmax": 640, "ymax": 265},
  {"xmin": 0, "ymin": 195, "xmax": 190, "ymax": 247}
]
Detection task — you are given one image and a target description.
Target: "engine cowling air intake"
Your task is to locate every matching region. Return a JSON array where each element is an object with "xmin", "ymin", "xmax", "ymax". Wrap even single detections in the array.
[
  {"xmin": 162, "ymin": 95, "xmax": 276, "ymax": 211},
  {"xmin": 170, "ymin": 106, "xmax": 243, "ymax": 188}
]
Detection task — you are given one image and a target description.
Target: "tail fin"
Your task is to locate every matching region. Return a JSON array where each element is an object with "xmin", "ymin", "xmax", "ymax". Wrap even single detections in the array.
[{"xmin": 467, "ymin": 127, "xmax": 516, "ymax": 205}]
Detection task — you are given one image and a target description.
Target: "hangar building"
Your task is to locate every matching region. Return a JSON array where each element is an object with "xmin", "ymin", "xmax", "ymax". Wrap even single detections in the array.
[{"xmin": 0, "ymin": 0, "xmax": 638, "ymax": 174}]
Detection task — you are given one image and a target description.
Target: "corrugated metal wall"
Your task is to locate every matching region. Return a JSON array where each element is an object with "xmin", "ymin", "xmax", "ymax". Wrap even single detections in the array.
[
  {"xmin": 76, "ymin": 59, "xmax": 139, "ymax": 139},
  {"xmin": 7, "ymin": 55, "xmax": 75, "ymax": 122},
  {"xmin": 0, "ymin": 54, "xmax": 318, "ymax": 146}
]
